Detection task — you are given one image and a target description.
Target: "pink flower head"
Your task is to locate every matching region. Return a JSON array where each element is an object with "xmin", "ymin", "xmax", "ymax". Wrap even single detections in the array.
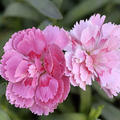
[
  {"xmin": 65, "ymin": 14, "xmax": 120, "ymax": 97},
  {"xmin": 0, "ymin": 26, "xmax": 70, "ymax": 115}
]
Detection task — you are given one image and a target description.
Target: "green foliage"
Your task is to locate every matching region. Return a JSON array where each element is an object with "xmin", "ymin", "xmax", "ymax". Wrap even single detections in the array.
[
  {"xmin": 39, "ymin": 20, "xmax": 52, "ymax": 30},
  {"xmin": 88, "ymin": 105, "xmax": 104, "ymax": 120},
  {"xmin": 80, "ymin": 86, "xmax": 91, "ymax": 113},
  {"xmin": 40, "ymin": 113, "xmax": 87, "ymax": 120},
  {"xmin": 96, "ymin": 100, "xmax": 120, "ymax": 120},
  {"xmin": 62, "ymin": 0, "xmax": 109, "ymax": 26},
  {"xmin": 0, "ymin": 82, "xmax": 7, "ymax": 96},
  {"xmin": 4, "ymin": 2, "xmax": 43, "ymax": 21},
  {"xmin": 0, "ymin": 109, "xmax": 11, "ymax": 120},
  {"xmin": 25, "ymin": 0, "xmax": 63, "ymax": 19}
]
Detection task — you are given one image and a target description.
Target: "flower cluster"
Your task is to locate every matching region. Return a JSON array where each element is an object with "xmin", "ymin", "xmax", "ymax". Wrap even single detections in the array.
[{"xmin": 0, "ymin": 14, "xmax": 120, "ymax": 115}]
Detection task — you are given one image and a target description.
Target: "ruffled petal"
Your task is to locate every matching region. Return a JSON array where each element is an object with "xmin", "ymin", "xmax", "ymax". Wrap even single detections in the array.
[
  {"xmin": 6, "ymin": 83, "xmax": 34, "ymax": 108},
  {"xmin": 36, "ymin": 74, "xmax": 58, "ymax": 103},
  {"xmin": 44, "ymin": 44, "xmax": 65, "ymax": 79},
  {"xmin": 43, "ymin": 25, "xmax": 69, "ymax": 49}
]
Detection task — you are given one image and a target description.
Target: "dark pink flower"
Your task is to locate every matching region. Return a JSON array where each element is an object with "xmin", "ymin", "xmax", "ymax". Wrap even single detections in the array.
[{"xmin": 0, "ymin": 26, "xmax": 70, "ymax": 115}]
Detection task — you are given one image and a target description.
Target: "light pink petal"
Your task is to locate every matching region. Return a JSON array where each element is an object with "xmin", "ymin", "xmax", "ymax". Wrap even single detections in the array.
[
  {"xmin": 103, "ymin": 35, "xmax": 120, "ymax": 51},
  {"xmin": 69, "ymin": 75, "xmax": 78, "ymax": 86},
  {"xmin": 80, "ymin": 64, "xmax": 92, "ymax": 85},
  {"xmin": 85, "ymin": 54, "xmax": 94, "ymax": 73},
  {"xmin": 99, "ymin": 67, "xmax": 120, "ymax": 97},
  {"xmin": 74, "ymin": 47, "xmax": 85, "ymax": 63},
  {"xmin": 81, "ymin": 25, "xmax": 98, "ymax": 51},
  {"xmin": 65, "ymin": 52, "xmax": 73, "ymax": 71},
  {"xmin": 70, "ymin": 20, "xmax": 88, "ymax": 42},
  {"xmin": 102, "ymin": 22, "xmax": 116, "ymax": 38},
  {"xmin": 90, "ymin": 14, "xmax": 105, "ymax": 26}
]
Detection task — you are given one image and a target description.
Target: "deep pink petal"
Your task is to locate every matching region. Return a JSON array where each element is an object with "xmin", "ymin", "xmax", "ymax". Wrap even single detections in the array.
[
  {"xmin": 6, "ymin": 83, "xmax": 34, "ymax": 108},
  {"xmin": 43, "ymin": 25, "xmax": 69, "ymax": 49},
  {"xmin": 44, "ymin": 44, "xmax": 65, "ymax": 79}
]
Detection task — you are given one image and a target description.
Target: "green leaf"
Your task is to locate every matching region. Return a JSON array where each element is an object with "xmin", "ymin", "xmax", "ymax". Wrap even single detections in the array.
[
  {"xmin": 114, "ymin": 0, "xmax": 120, "ymax": 4},
  {"xmin": 88, "ymin": 105, "xmax": 104, "ymax": 120},
  {"xmin": 0, "ymin": 31, "xmax": 14, "ymax": 58},
  {"xmin": 80, "ymin": 86, "xmax": 91, "ymax": 113},
  {"xmin": 58, "ymin": 95, "xmax": 75, "ymax": 112},
  {"xmin": 106, "ymin": 9, "xmax": 120, "ymax": 24},
  {"xmin": 0, "ymin": 82, "xmax": 7, "ymax": 96},
  {"xmin": 52, "ymin": 0, "xmax": 63, "ymax": 8},
  {"xmin": 63, "ymin": 0, "xmax": 109, "ymax": 25},
  {"xmin": 40, "ymin": 113, "xmax": 87, "ymax": 120},
  {"xmin": 94, "ymin": 100, "xmax": 120, "ymax": 120},
  {"xmin": 4, "ymin": 2, "xmax": 42, "ymax": 21},
  {"xmin": 0, "ymin": 105, "xmax": 21, "ymax": 120},
  {"xmin": 102, "ymin": 101, "xmax": 120, "ymax": 120},
  {"xmin": 0, "ymin": 109, "xmax": 11, "ymax": 120},
  {"xmin": 25, "ymin": 0, "xmax": 63, "ymax": 19},
  {"xmin": 38, "ymin": 20, "xmax": 52, "ymax": 30}
]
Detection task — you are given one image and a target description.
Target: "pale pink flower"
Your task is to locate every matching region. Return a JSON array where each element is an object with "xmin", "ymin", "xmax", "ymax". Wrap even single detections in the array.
[
  {"xmin": 0, "ymin": 26, "xmax": 70, "ymax": 115},
  {"xmin": 65, "ymin": 14, "xmax": 120, "ymax": 97}
]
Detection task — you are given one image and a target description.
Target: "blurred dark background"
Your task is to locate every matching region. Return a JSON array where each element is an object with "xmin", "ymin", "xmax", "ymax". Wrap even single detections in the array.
[{"xmin": 0, "ymin": 0, "xmax": 120, "ymax": 120}]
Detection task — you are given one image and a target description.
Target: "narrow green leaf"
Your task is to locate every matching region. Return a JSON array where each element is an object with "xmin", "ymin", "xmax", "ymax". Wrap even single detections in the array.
[
  {"xmin": 63, "ymin": 0, "xmax": 109, "ymax": 25},
  {"xmin": 1, "ymin": 105, "xmax": 21, "ymax": 120},
  {"xmin": 0, "ymin": 109, "xmax": 11, "ymax": 120},
  {"xmin": 80, "ymin": 86, "xmax": 91, "ymax": 113},
  {"xmin": 25, "ymin": 0, "xmax": 63, "ymax": 19},
  {"xmin": 40, "ymin": 113, "xmax": 87, "ymax": 120},
  {"xmin": 4, "ymin": 2, "xmax": 42, "ymax": 21},
  {"xmin": 94, "ymin": 100, "xmax": 120, "ymax": 120},
  {"xmin": 102, "ymin": 101, "xmax": 120, "ymax": 120},
  {"xmin": 88, "ymin": 105, "xmax": 104, "ymax": 120},
  {"xmin": 0, "ymin": 82, "xmax": 7, "ymax": 96}
]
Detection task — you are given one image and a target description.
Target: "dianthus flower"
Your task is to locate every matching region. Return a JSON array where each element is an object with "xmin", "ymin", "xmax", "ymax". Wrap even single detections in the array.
[
  {"xmin": 0, "ymin": 26, "xmax": 70, "ymax": 115},
  {"xmin": 65, "ymin": 14, "xmax": 120, "ymax": 97}
]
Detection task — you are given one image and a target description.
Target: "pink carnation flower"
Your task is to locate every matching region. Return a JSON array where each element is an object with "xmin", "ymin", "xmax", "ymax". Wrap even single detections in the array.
[
  {"xmin": 65, "ymin": 14, "xmax": 120, "ymax": 97},
  {"xmin": 0, "ymin": 26, "xmax": 70, "ymax": 115}
]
